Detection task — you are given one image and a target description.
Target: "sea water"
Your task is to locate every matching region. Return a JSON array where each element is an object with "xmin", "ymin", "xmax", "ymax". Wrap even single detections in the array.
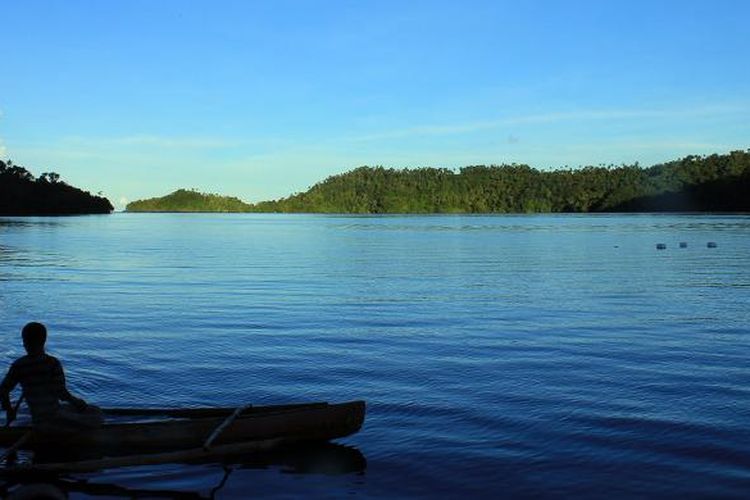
[{"xmin": 1, "ymin": 213, "xmax": 749, "ymax": 497}]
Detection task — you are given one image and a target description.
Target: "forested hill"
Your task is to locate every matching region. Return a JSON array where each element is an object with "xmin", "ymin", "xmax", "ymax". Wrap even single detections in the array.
[
  {"xmin": 126, "ymin": 150, "xmax": 750, "ymax": 214},
  {"xmin": 126, "ymin": 189, "xmax": 253, "ymax": 212},
  {"xmin": 0, "ymin": 160, "xmax": 113, "ymax": 215},
  {"xmin": 253, "ymin": 150, "xmax": 750, "ymax": 213}
]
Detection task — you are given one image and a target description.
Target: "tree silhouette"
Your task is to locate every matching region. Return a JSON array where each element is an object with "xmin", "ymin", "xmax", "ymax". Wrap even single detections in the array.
[{"xmin": 0, "ymin": 160, "xmax": 113, "ymax": 215}]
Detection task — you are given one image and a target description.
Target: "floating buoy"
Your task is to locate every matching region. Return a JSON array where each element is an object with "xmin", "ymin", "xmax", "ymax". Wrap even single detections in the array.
[
  {"xmin": 679, "ymin": 242, "xmax": 688, "ymax": 248},
  {"xmin": 707, "ymin": 242, "xmax": 717, "ymax": 248},
  {"xmin": 656, "ymin": 243, "xmax": 667, "ymax": 250}
]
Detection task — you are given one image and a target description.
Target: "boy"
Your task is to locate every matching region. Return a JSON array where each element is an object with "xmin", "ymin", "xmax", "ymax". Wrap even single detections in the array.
[{"xmin": 1, "ymin": 322, "xmax": 102, "ymax": 432}]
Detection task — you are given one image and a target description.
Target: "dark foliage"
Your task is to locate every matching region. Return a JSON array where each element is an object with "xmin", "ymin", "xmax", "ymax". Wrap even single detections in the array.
[
  {"xmin": 251, "ymin": 150, "xmax": 750, "ymax": 213},
  {"xmin": 0, "ymin": 160, "xmax": 113, "ymax": 215}
]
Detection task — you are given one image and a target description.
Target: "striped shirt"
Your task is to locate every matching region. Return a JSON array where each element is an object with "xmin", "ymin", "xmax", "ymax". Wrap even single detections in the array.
[{"xmin": 0, "ymin": 354, "xmax": 65, "ymax": 423}]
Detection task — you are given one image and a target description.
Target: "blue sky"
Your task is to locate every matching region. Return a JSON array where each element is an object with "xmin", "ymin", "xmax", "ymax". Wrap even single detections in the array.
[{"xmin": 1, "ymin": 0, "xmax": 748, "ymax": 209}]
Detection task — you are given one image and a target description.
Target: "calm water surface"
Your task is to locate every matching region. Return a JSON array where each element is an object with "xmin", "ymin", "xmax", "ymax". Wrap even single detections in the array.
[{"xmin": 1, "ymin": 213, "xmax": 749, "ymax": 498}]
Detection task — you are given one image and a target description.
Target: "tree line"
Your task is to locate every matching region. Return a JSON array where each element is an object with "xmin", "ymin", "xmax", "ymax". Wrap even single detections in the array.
[
  {"xmin": 124, "ymin": 150, "xmax": 750, "ymax": 213},
  {"xmin": 126, "ymin": 189, "xmax": 253, "ymax": 212},
  {"xmin": 251, "ymin": 150, "xmax": 750, "ymax": 213},
  {"xmin": 0, "ymin": 159, "xmax": 113, "ymax": 215}
]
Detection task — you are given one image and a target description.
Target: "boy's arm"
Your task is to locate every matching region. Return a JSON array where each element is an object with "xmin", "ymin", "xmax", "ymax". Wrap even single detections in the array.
[
  {"xmin": 60, "ymin": 387, "xmax": 88, "ymax": 410},
  {"xmin": 54, "ymin": 360, "xmax": 88, "ymax": 411}
]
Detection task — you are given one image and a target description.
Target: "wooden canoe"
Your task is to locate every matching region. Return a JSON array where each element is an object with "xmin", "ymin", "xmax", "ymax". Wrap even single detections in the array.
[{"xmin": 0, "ymin": 401, "xmax": 365, "ymax": 457}]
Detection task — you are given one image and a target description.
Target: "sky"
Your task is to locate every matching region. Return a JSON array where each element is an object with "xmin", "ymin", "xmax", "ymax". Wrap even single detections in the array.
[{"xmin": 1, "ymin": 0, "xmax": 748, "ymax": 210}]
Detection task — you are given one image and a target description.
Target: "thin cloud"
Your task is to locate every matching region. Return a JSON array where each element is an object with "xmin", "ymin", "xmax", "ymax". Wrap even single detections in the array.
[
  {"xmin": 563, "ymin": 140, "xmax": 738, "ymax": 152},
  {"xmin": 61, "ymin": 135, "xmax": 241, "ymax": 150},
  {"xmin": 345, "ymin": 104, "xmax": 750, "ymax": 142}
]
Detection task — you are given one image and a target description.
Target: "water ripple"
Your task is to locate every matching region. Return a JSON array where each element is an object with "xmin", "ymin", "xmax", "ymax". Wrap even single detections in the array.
[{"xmin": 1, "ymin": 213, "xmax": 749, "ymax": 497}]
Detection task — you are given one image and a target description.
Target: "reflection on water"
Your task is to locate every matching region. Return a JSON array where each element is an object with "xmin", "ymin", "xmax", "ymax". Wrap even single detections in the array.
[
  {"xmin": 1, "ymin": 443, "xmax": 366, "ymax": 498},
  {"xmin": 236, "ymin": 442, "xmax": 366, "ymax": 476}
]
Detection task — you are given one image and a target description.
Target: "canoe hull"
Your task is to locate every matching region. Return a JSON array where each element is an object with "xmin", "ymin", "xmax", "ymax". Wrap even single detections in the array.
[{"xmin": 0, "ymin": 401, "xmax": 365, "ymax": 455}]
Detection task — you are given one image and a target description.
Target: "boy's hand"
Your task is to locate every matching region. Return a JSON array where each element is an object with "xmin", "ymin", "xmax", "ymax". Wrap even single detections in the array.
[{"xmin": 73, "ymin": 398, "xmax": 88, "ymax": 412}]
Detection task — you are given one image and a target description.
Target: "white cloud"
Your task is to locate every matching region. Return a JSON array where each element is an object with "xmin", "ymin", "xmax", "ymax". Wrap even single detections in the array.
[{"xmin": 114, "ymin": 197, "xmax": 129, "ymax": 212}]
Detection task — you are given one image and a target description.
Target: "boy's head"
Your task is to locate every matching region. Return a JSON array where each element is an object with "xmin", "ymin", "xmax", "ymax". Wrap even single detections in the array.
[{"xmin": 22, "ymin": 322, "xmax": 47, "ymax": 354}]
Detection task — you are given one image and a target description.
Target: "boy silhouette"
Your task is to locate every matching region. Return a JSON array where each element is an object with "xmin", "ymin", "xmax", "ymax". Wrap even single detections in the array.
[{"xmin": 1, "ymin": 322, "xmax": 102, "ymax": 432}]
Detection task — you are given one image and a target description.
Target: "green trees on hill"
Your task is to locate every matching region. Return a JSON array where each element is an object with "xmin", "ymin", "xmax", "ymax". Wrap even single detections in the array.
[
  {"xmin": 8, "ymin": 149, "xmax": 746, "ymax": 216},
  {"xmin": 254, "ymin": 150, "xmax": 750, "ymax": 213},
  {"xmin": 125, "ymin": 150, "xmax": 750, "ymax": 213},
  {"xmin": 0, "ymin": 160, "xmax": 113, "ymax": 215},
  {"xmin": 125, "ymin": 189, "xmax": 253, "ymax": 212}
]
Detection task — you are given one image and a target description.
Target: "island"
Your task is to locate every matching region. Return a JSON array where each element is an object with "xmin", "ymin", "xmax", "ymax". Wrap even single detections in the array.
[
  {"xmin": 126, "ymin": 150, "xmax": 750, "ymax": 214},
  {"xmin": 0, "ymin": 160, "xmax": 113, "ymax": 215},
  {"xmin": 125, "ymin": 189, "xmax": 253, "ymax": 212}
]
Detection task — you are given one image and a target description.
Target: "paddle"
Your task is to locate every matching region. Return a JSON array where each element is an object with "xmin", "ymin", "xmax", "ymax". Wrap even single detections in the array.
[{"xmin": 203, "ymin": 404, "xmax": 252, "ymax": 450}]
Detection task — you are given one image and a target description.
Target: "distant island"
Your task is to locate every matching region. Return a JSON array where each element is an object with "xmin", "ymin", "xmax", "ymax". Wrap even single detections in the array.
[
  {"xmin": 126, "ymin": 189, "xmax": 253, "ymax": 212},
  {"xmin": 1, "ymin": 160, "xmax": 113, "ymax": 215},
  {"xmin": 127, "ymin": 150, "xmax": 750, "ymax": 214}
]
